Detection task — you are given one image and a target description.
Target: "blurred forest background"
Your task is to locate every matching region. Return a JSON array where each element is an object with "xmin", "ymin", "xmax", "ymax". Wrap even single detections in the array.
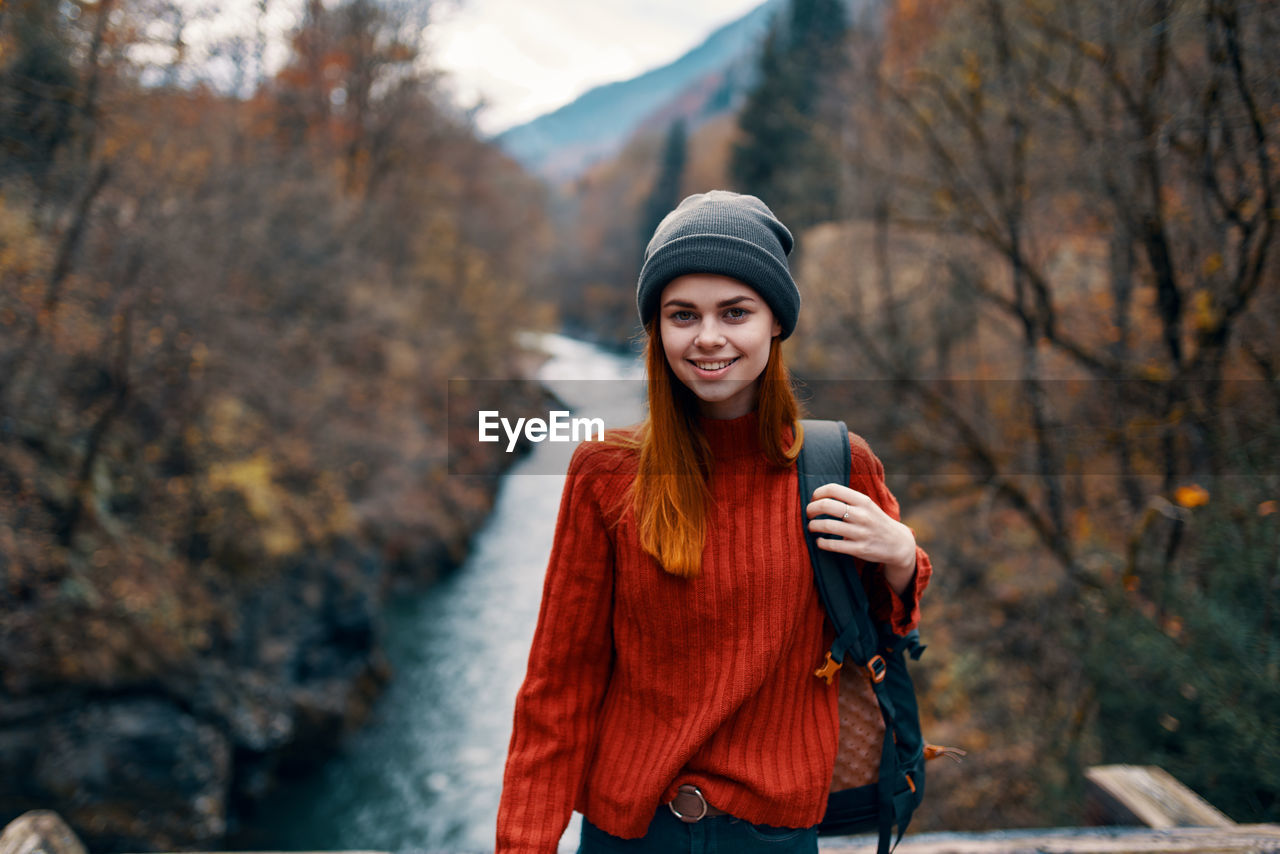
[{"xmin": 1, "ymin": 0, "xmax": 1278, "ymax": 849}]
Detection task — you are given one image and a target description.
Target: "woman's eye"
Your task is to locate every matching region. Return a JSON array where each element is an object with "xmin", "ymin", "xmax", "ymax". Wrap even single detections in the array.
[
  {"xmin": 725, "ymin": 307, "xmax": 747, "ymax": 320},
  {"xmin": 672, "ymin": 310, "xmax": 695, "ymax": 322}
]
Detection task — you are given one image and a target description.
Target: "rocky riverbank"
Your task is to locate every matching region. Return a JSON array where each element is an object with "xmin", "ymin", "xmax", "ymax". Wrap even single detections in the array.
[
  {"xmin": 0, "ymin": 375, "xmax": 554, "ymax": 852},
  {"xmin": 0, "ymin": 540, "xmax": 387, "ymax": 848}
]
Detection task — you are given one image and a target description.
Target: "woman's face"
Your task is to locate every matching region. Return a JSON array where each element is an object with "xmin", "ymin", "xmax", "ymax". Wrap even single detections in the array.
[{"xmin": 658, "ymin": 274, "xmax": 782, "ymax": 420}]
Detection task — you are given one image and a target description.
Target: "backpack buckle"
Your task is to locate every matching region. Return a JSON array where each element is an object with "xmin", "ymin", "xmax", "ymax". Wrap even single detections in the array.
[
  {"xmin": 814, "ymin": 651, "xmax": 843, "ymax": 684},
  {"xmin": 866, "ymin": 655, "xmax": 887, "ymax": 683}
]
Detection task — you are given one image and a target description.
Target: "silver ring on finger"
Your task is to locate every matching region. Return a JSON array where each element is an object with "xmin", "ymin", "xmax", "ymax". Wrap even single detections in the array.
[{"xmin": 841, "ymin": 503, "xmax": 851, "ymax": 522}]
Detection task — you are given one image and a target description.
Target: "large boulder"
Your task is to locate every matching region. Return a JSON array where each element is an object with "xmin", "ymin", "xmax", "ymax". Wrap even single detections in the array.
[{"xmin": 0, "ymin": 810, "xmax": 88, "ymax": 854}]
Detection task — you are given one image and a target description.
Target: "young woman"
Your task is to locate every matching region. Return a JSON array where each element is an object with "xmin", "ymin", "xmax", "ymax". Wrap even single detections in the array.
[{"xmin": 496, "ymin": 191, "xmax": 931, "ymax": 854}]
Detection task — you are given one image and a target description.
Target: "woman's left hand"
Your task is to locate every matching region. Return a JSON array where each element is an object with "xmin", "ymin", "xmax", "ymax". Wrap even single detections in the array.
[{"xmin": 806, "ymin": 483, "xmax": 917, "ymax": 594}]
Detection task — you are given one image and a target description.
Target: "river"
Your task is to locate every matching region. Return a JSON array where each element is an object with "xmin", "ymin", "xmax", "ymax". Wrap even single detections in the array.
[{"xmin": 231, "ymin": 333, "xmax": 644, "ymax": 853}]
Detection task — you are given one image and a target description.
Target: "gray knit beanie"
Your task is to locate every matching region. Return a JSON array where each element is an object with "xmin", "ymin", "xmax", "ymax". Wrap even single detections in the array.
[{"xmin": 637, "ymin": 190, "xmax": 799, "ymax": 339}]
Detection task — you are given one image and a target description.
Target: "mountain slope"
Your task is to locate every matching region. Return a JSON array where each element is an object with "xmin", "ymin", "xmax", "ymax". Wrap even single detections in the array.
[{"xmin": 496, "ymin": 0, "xmax": 784, "ymax": 182}]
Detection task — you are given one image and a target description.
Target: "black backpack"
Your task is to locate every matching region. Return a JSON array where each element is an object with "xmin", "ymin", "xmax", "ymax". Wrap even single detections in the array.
[{"xmin": 796, "ymin": 419, "xmax": 940, "ymax": 853}]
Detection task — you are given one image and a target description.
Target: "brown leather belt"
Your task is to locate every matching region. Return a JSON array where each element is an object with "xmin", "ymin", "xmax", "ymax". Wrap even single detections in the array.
[{"xmin": 667, "ymin": 784, "xmax": 729, "ymax": 823}]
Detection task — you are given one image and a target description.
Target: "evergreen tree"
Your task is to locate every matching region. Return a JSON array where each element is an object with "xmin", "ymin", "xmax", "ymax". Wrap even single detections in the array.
[
  {"xmin": 731, "ymin": 0, "xmax": 849, "ymax": 230},
  {"xmin": 0, "ymin": 0, "xmax": 80, "ymax": 185},
  {"xmin": 640, "ymin": 119, "xmax": 688, "ymax": 251}
]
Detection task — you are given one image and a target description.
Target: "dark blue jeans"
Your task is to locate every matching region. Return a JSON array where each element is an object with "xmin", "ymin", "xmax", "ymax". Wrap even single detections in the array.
[{"xmin": 578, "ymin": 805, "xmax": 818, "ymax": 854}]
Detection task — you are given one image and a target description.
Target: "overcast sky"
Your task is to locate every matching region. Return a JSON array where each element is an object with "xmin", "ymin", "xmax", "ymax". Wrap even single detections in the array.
[
  {"xmin": 426, "ymin": 0, "xmax": 767, "ymax": 135},
  {"xmin": 170, "ymin": 0, "xmax": 765, "ymax": 136}
]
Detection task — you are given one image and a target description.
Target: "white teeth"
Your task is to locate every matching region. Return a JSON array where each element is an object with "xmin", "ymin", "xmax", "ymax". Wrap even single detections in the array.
[{"xmin": 693, "ymin": 359, "xmax": 735, "ymax": 371}]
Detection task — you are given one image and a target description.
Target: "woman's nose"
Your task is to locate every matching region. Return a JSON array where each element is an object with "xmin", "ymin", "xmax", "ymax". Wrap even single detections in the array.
[{"xmin": 694, "ymin": 320, "xmax": 725, "ymax": 348}]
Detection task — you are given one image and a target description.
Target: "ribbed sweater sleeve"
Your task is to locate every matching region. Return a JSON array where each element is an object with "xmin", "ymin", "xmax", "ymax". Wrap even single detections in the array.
[
  {"xmin": 496, "ymin": 442, "xmax": 617, "ymax": 854},
  {"xmin": 848, "ymin": 431, "xmax": 932, "ymax": 634}
]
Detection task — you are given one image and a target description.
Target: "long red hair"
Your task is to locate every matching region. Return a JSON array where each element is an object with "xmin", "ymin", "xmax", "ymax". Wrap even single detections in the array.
[{"xmin": 610, "ymin": 323, "xmax": 803, "ymax": 578}]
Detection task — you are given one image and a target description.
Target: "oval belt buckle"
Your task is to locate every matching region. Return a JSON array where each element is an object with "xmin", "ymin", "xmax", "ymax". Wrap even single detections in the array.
[{"xmin": 668, "ymin": 784, "xmax": 709, "ymax": 823}]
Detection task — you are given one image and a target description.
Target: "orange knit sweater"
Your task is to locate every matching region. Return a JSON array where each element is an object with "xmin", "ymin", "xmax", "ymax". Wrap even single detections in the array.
[{"xmin": 496, "ymin": 412, "xmax": 931, "ymax": 853}]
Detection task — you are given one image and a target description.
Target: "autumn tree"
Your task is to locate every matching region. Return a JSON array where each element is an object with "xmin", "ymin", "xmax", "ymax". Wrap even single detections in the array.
[
  {"xmin": 0, "ymin": 0, "xmax": 551, "ymax": 846},
  {"xmin": 791, "ymin": 0, "xmax": 1279, "ymax": 826},
  {"xmin": 535, "ymin": 128, "xmax": 677, "ymax": 344}
]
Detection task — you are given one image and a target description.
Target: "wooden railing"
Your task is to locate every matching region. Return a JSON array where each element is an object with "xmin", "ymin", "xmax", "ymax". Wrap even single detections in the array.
[
  {"xmin": 820, "ymin": 824, "xmax": 1280, "ymax": 853},
  {"xmin": 823, "ymin": 766, "xmax": 1277, "ymax": 853}
]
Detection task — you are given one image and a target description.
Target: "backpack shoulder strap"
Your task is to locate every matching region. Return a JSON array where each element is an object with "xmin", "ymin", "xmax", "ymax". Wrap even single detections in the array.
[
  {"xmin": 798, "ymin": 420, "xmax": 930, "ymax": 854},
  {"xmin": 796, "ymin": 419, "xmax": 879, "ymax": 678}
]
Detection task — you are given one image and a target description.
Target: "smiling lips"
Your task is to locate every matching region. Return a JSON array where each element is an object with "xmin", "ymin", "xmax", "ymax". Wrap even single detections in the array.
[{"xmin": 690, "ymin": 357, "xmax": 739, "ymax": 374}]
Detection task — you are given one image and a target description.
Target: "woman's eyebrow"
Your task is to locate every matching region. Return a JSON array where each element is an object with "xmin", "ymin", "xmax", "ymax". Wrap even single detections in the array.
[{"xmin": 662, "ymin": 295, "xmax": 758, "ymax": 309}]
